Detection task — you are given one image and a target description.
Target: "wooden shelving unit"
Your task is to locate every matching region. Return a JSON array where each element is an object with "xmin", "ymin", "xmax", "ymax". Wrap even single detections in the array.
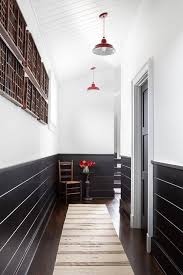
[
  {"xmin": 0, "ymin": 25, "xmax": 48, "ymax": 101},
  {"xmin": 0, "ymin": 23, "xmax": 24, "ymax": 63},
  {"xmin": 0, "ymin": 0, "xmax": 49, "ymax": 124},
  {"xmin": 24, "ymin": 67, "xmax": 48, "ymax": 101}
]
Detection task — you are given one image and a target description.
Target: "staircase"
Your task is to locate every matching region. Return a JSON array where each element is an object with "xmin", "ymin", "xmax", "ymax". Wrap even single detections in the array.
[{"xmin": 114, "ymin": 155, "xmax": 121, "ymax": 190}]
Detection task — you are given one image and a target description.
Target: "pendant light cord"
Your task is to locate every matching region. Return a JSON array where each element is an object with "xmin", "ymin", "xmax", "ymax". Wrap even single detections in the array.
[{"xmin": 103, "ymin": 16, "xmax": 105, "ymax": 38}]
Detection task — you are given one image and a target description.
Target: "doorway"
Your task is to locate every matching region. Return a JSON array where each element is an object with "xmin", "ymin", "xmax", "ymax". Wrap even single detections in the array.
[
  {"xmin": 114, "ymin": 92, "xmax": 121, "ymax": 194},
  {"xmin": 141, "ymin": 80, "xmax": 148, "ymax": 232},
  {"xmin": 131, "ymin": 59, "xmax": 154, "ymax": 253}
]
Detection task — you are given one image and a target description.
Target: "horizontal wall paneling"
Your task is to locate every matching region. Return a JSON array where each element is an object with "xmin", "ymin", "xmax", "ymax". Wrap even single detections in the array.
[
  {"xmin": 120, "ymin": 156, "xmax": 131, "ymax": 217},
  {"xmin": 152, "ymin": 161, "xmax": 183, "ymax": 275},
  {"xmin": 0, "ymin": 155, "xmax": 58, "ymax": 274}
]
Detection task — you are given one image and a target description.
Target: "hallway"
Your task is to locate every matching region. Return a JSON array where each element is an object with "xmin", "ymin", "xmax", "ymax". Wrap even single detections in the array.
[
  {"xmin": 1, "ymin": 0, "xmax": 183, "ymax": 274},
  {"xmin": 27, "ymin": 195, "xmax": 163, "ymax": 275}
]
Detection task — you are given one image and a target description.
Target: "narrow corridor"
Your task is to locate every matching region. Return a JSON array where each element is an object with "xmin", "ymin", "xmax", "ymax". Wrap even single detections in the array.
[{"xmin": 1, "ymin": 1, "xmax": 183, "ymax": 273}]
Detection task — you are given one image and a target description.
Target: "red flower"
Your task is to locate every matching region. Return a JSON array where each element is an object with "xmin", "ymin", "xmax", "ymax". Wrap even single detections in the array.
[
  {"xmin": 79, "ymin": 160, "xmax": 96, "ymax": 168},
  {"xmin": 79, "ymin": 160, "xmax": 87, "ymax": 168}
]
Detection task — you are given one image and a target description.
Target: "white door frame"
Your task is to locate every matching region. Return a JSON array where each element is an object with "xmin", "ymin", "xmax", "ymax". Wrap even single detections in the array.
[{"xmin": 131, "ymin": 58, "xmax": 154, "ymax": 253}]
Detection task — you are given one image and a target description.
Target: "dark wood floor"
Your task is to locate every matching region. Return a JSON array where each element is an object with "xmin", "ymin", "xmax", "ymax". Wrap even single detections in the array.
[{"xmin": 28, "ymin": 194, "xmax": 164, "ymax": 275}]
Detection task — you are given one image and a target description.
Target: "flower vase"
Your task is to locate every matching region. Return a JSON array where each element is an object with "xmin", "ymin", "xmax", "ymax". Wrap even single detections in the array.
[{"xmin": 83, "ymin": 166, "xmax": 89, "ymax": 174}]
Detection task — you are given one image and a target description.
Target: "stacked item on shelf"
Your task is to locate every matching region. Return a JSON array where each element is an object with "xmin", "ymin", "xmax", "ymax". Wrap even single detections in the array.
[
  {"xmin": 40, "ymin": 62, "xmax": 49, "ymax": 97},
  {"xmin": 0, "ymin": 36, "xmax": 24, "ymax": 106},
  {"xmin": 24, "ymin": 77, "xmax": 48, "ymax": 124},
  {"xmin": 39, "ymin": 95, "xmax": 48, "ymax": 124},
  {"xmin": 0, "ymin": 0, "xmax": 26, "ymax": 57},
  {"xmin": 0, "ymin": 36, "xmax": 6, "ymax": 92},
  {"xmin": 0, "ymin": 0, "xmax": 8, "ymax": 30}
]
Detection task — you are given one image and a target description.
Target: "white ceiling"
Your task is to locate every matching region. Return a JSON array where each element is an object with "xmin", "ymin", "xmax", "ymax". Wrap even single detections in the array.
[{"xmin": 30, "ymin": 0, "xmax": 141, "ymax": 81}]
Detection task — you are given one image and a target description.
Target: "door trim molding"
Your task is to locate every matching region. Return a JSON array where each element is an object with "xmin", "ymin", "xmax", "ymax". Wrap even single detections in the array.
[{"xmin": 131, "ymin": 58, "xmax": 154, "ymax": 253}]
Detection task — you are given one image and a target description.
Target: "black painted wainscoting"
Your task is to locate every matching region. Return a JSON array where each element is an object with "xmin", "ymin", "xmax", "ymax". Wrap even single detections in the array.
[
  {"xmin": 0, "ymin": 155, "xmax": 58, "ymax": 275},
  {"xmin": 120, "ymin": 156, "xmax": 131, "ymax": 217},
  {"xmin": 59, "ymin": 154, "xmax": 114, "ymax": 198},
  {"xmin": 152, "ymin": 161, "xmax": 183, "ymax": 275}
]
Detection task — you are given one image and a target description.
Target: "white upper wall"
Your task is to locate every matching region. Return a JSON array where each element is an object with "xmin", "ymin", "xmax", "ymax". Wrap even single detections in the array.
[
  {"xmin": 0, "ymin": 0, "xmax": 59, "ymax": 169},
  {"xmin": 121, "ymin": 0, "xmax": 183, "ymax": 165},
  {"xmin": 0, "ymin": 95, "xmax": 58, "ymax": 169},
  {"xmin": 58, "ymin": 68, "xmax": 119, "ymax": 154}
]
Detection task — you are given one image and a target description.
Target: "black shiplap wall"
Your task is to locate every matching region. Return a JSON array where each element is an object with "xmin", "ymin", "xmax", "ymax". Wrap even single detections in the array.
[
  {"xmin": 152, "ymin": 161, "xmax": 183, "ymax": 275},
  {"xmin": 0, "ymin": 155, "xmax": 58, "ymax": 275},
  {"xmin": 59, "ymin": 154, "xmax": 114, "ymax": 198},
  {"xmin": 120, "ymin": 156, "xmax": 131, "ymax": 216}
]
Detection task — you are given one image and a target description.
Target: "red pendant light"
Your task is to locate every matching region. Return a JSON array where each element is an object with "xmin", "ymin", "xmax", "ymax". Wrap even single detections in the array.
[
  {"xmin": 93, "ymin": 12, "xmax": 115, "ymax": 56},
  {"xmin": 87, "ymin": 67, "xmax": 100, "ymax": 92}
]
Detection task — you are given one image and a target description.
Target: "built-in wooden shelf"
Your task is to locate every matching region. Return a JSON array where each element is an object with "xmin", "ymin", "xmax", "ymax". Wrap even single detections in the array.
[
  {"xmin": 0, "ymin": 2, "xmax": 48, "ymax": 125},
  {"xmin": 0, "ymin": 23, "xmax": 24, "ymax": 64},
  {"xmin": 24, "ymin": 109, "xmax": 47, "ymax": 124},
  {"xmin": 0, "ymin": 88, "xmax": 48, "ymax": 124},
  {"xmin": 0, "ymin": 23, "xmax": 48, "ymax": 102},
  {"xmin": 38, "ymin": 119, "xmax": 48, "ymax": 125},
  {"xmin": 24, "ymin": 67, "xmax": 48, "ymax": 101},
  {"xmin": 23, "ymin": 108, "xmax": 39, "ymax": 119},
  {"xmin": 0, "ymin": 89, "xmax": 23, "ymax": 108}
]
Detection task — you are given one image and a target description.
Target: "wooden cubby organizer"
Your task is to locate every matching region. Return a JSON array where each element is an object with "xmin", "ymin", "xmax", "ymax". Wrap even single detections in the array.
[
  {"xmin": 0, "ymin": 36, "xmax": 24, "ymax": 107},
  {"xmin": 24, "ymin": 77, "xmax": 48, "ymax": 124},
  {"xmin": 0, "ymin": 0, "xmax": 49, "ymax": 124},
  {"xmin": 39, "ymin": 95, "xmax": 48, "ymax": 124}
]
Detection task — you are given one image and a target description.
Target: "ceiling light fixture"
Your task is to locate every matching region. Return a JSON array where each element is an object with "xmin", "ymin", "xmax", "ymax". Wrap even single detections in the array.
[
  {"xmin": 87, "ymin": 67, "xmax": 100, "ymax": 92},
  {"xmin": 93, "ymin": 12, "xmax": 115, "ymax": 56}
]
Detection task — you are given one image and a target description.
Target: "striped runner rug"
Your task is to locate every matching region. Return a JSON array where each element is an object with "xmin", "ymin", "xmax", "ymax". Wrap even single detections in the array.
[{"xmin": 53, "ymin": 204, "xmax": 134, "ymax": 275}]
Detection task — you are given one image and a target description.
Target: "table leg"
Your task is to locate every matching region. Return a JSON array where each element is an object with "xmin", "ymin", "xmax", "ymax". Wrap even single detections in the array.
[{"xmin": 84, "ymin": 179, "xmax": 93, "ymax": 201}]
